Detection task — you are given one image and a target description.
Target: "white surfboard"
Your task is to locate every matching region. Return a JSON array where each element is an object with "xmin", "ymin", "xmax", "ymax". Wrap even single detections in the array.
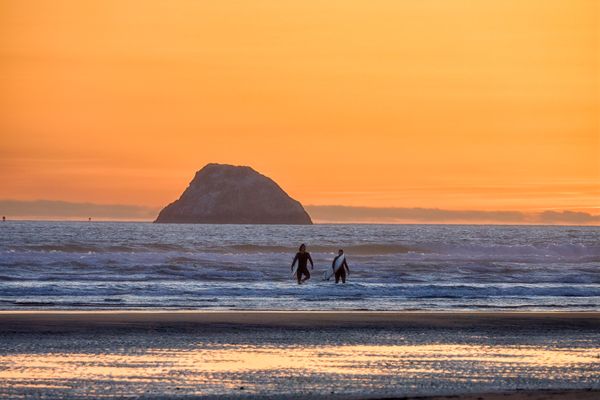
[
  {"xmin": 291, "ymin": 264, "xmax": 298, "ymax": 279},
  {"xmin": 323, "ymin": 254, "xmax": 345, "ymax": 281}
]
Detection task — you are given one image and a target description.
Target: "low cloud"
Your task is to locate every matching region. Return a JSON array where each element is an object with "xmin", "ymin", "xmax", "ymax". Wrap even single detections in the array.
[
  {"xmin": 537, "ymin": 210, "xmax": 600, "ymax": 224},
  {"xmin": 0, "ymin": 200, "xmax": 159, "ymax": 220},
  {"xmin": 305, "ymin": 205, "xmax": 600, "ymax": 225},
  {"xmin": 2, "ymin": 200, "xmax": 598, "ymax": 225}
]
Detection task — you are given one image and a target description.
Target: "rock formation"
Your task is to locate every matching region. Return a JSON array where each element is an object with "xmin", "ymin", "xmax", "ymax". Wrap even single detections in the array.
[{"xmin": 155, "ymin": 164, "xmax": 313, "ymax": 224}]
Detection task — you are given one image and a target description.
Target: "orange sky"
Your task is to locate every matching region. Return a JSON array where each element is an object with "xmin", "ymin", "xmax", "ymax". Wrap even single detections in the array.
[{"xmin": 1, "ymin": 0, "xmax": 598, "ymax": 221}]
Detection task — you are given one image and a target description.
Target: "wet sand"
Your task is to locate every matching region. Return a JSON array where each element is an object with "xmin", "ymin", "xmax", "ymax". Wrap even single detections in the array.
[{"xmin": 0, "ymin": 312, "xmax": 598, "ymax": 399}]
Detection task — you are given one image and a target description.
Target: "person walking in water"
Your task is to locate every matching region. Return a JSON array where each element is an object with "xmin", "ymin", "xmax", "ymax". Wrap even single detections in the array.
[
  {"xmin": 291, "ymin": 243, "xmax": 314, "ymax": 284},
  {"xmin": 331, "ymin": 249, "xmax": 350, "ymax": 284}
]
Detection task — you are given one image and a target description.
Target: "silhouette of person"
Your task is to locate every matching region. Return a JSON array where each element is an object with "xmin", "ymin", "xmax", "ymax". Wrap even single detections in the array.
[{"xmin": 291, "ymin": 243, "xmax": 314, "ymax": 284}]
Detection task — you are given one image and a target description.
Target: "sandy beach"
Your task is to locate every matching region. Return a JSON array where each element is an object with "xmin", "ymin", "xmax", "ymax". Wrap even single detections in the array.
[{"xmin": 1, "ymin": 311, "xmax": 598, "ymax": 399}]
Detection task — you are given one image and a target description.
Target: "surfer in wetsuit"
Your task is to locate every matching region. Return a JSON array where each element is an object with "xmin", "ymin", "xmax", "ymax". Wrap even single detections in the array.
[
  {"xmin": 332, "ymin": 249, "xmax": 350, "ymax": 284},
  {"xmin": 291, "ymin": 243, "xmax": 314, "ymax": 284}
]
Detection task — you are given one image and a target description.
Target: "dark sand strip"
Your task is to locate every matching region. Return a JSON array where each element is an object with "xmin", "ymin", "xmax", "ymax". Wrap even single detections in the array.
[{"xmin": 0, "ymin": 311, "xmax": 598, "ymax": 333}]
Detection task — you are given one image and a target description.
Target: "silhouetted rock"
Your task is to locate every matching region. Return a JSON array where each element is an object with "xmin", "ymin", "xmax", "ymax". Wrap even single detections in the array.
[{"xmin": 155, "ymin": 164, "xmax": 312, "ymax": 224}]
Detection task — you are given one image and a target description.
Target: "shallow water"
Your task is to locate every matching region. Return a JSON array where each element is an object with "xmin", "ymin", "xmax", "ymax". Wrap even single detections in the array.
[{"xmin": 1, "ymin": 222, "xmax": 599, "ymax": 311}]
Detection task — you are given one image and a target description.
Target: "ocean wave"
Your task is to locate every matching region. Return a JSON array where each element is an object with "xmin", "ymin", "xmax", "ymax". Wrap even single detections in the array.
[
  {"xmin": 1, "ymin": 258, "xmax": 598, "ymax": 285},
  {"xmin": 6, "ymin": 242, "xmax": 599, "ymax": 263},
  {"xmin": 7, "ymin": 243, "xmax": 191, "ymax": 254},
  {"xmin": 427, "ymin": 242, "xmax": 600, "ymax": 262},
  {"xmin": 219, "ymin": 243, "xmax": 425, "ymax": 255},
  {"xmin": 1, "ymin": 282, "xmax": 598, "ymax": 299}
]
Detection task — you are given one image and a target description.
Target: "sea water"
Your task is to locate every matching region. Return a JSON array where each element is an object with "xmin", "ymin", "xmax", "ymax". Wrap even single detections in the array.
[{"xmin": 0, "ymin": 221, "xmax": 598, "ymax": 311}]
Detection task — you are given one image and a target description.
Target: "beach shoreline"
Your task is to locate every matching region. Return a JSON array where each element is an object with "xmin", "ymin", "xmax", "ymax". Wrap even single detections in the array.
[{"xmin": 1, "ymin": 310, "xmax": 598, "ymax": 332}]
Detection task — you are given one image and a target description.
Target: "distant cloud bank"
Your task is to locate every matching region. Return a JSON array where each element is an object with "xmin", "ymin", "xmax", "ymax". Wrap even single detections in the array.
[
  {"xmin": 1, "ymin": 200, "xmax": 598, "ymax": 225},
  {"xmin": 305, "ymin": 205, "xmax": 600, "ymax": 225},
  {"xmin": 0, "ymin": 200, "xmax": 159, "ymax": 220}
]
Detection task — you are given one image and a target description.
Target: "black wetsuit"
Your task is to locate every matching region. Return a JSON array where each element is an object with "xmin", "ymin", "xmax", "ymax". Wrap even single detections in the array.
[
  {"xmin": 292, "ymin": 252, "xmax": 313, "ymax": 283},
  {"xmin": 332, "ymin": 255, "xmax": 350, "ymax": 283}
]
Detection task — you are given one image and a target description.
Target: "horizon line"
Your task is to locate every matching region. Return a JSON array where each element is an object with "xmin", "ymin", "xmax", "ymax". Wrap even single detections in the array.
[
  {"xmin": 1, "ymin": 218, "xmax": 600, "ymax": 228},
  {"xmin": 0, "ymin": 199, "xmax": 599, "ymax": 226}
]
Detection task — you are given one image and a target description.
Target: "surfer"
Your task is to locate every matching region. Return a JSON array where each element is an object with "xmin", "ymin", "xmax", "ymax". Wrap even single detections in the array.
[
  {"xmin": 331, "ymin": 249, "xmax": 350, "ymax": 284},
  {"xmin": 291, "ymin": 243, "xmax": 314, "ymax": 284}
]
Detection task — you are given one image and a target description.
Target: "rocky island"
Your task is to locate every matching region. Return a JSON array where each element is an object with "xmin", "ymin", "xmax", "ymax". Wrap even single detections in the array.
[{"xmin": 154, "ymin": 164, "xmax": 312, "ymax": 224}]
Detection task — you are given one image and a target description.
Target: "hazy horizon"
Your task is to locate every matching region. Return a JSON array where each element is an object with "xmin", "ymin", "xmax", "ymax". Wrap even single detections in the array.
[{"xmin": 1, "ymin": 198, "xmax": 599, "ymax": 225}]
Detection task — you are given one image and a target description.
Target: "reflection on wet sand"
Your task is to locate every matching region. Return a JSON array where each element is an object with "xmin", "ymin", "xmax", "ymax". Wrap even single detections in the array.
[{"xmin": 1, "ymin": 343, "xmax": 599, "ymax": 398}]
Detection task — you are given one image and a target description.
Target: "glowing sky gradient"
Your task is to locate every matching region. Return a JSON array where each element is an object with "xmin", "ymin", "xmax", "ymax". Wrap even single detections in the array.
[{"xmin": 1, "ymin": 1, "xmax": 598, "ymax": 222}]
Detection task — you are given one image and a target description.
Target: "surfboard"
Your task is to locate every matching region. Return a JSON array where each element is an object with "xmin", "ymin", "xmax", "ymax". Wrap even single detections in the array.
[
  {"xmin": 291, "ymin": 264, "xmax": 298, "ymax": 279},
  {"xmin": 323, "ymin": 254, "xmax": 345, "ymax": 281}
]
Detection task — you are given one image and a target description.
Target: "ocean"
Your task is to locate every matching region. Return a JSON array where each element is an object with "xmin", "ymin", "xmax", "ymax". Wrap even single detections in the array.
[{"xmin": 1, "ymin": 221, "xmax": 598, "ymax": 311}]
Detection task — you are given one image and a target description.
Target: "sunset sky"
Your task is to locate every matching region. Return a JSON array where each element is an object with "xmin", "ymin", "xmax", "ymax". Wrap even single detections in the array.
[{"xmin": 1, "ymin": 1, "xmax": 598, "ymax": 223}]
